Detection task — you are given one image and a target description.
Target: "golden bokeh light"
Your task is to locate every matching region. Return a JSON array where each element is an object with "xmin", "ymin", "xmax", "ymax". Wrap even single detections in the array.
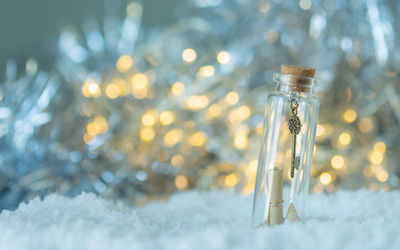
[
  {"xmin": 82, "ymin": 81, "xmax": 101, "ymax": 98},
  {"xmin": 225, "ymin": 91, "xmax": 239, "ymax": 105},
  {"xmin": 105, "ymin": 83, "xmax": 120, "ymax": 99},
  {"xmin": 198, "ymin": 65, "xmax": 215, "ymax": 78},
  {"xmin": 116, "ymin": 55, "xmax": 133, "ymax": 72},
  {"xmin": 369, "ymin": 151, "xmax": 384, "ymax": 165},
  {"xmin": 234, "ymin": 135, "xmax": 248, "ymax": 149},
  {"xmin": 225, "ymin": 174, "xmax": 239, "ymax": 187},
  {"xmin": 93, "ymin": 116, "xmax": 109, "ymax": 134},
  {"xmin": 175, "ymin": 175, "xmax": 188, "ymax": 190},
  {"xmin": 142, "ymin": 111, "xmax": 158, "ymax": 126},
  {"xmin": 207, "ymin": 104, "xmax": 222, "ymax": 118},
  {"xmin": 217, "ymin": 51, "xmax": 230, "ymax": 64},
  {"xmin": 164, "ymin": 129, "xmax": 184, "ymax": 147},
  {"xmin": 320, "ymin": 172, "xmax": 332, "ymax": 185},
  {"xmin": 83, "ymin": 133, "xmax": 95, "ymax": 144},
  {"xmin": 186, "ymin": 95, "xmax": 209, "ymax": 111},
  {"xmin": 140, "ymin": 127, "xmax": 155, "ymax": 142},
  {"xmin": 373, "ymin": 141, "xmax": 387, "ymax": 153},
  {"xmin": 358, "ymin": 117, "xmax": 374, "ymax": 133},
  {"xmin": 343, "ymin": 109, "xmax": 357, "ymax": 123},
  {"xmin": 377, "ymin": 170, "xmax": 388, "ymax": 183},
  {"xmin": 182, "ymin": 48, "xmax": 197, "ymax": 63},
  {"xmin": 237, "ymin": 105, "xmax": 251, "ymax": 121},
  {"xmin": 190, "ymin": 131, "xmax": 207, "ymax": 147},
  {"xmin": 159, "ymin": 111, "xmax": 175, "ymax": 125},
  {"xmin": 338, "ymin": 132, "xmax": 352, "ymax": 146},
  {"xmin": 171, "ymin": 155, "xmax": 184, "ymax": 168},
  {"xmin": 171, "ymin": 81, "xmax": 185, "ymax": 96},
  {"xmin": 131, "ymin": 73, "xmax": 149, "ymax": 90},
  {"xmin": 331, "ymin": 155, "xmax": 345, "ymax": 170},
  {"xmin": 316, "ymin": 124, "xmax": 325, "ymax": 137}
]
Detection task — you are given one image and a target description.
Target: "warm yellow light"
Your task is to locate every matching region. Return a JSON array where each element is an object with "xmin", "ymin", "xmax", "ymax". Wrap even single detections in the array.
[
  {"xmin": 164, "ymin": 129, "xmax": 183, "ymax": 147},
  {"xmin": 94, "ymin": 116, "xmax": 109, "ymax": 134},
  {"xmin": 237, "ymin": 106, "xmax": 251, "ymax": 121},
  {"xmin": 105, "ymin": 83, "xmax": 120, "ymax": 99},
  {"xmin": 225, "ymin": 174, "xmax": 239, "ymax": 187},
  {"xmin": 217, "ymin": 51, "xmax": 230, "ymax": 64},
  {"xmin": 319, "ymin": 172, "xmax": 332, "ymax": 185},
  {"xmin": 171, "ymin": 81, "xmax": 185, "ymax": 96},
  {"xmin": 116, "ymin": 55, "xmax": 133, "ymax": 72},
  {"xmin": 343, "ymin": 109, "xmax": 357, "ymax": 123},
  {"xmin": 142, "ymin": 111, "xmax": 158, "ymax": 126},
  {"xmin": 140, "ymin": 127, "xmax": 155, "ymax": 142},
  {"xmin": 234, "ymin": 135, "xmax": 248, "ymax": 149},
  {"xmin": 331, "ymin": 155, "xmax": 345, "ymax": 170},
  {"xmin": 316, "ymin": 124, "xmax": 325, "ymax": 137},
  {"xmin": 187, "ymin": 95, "xmax": 209, "ymax": 111},
  {"xmin": 190, "ymin": 131, "xmax": 207, "ymax": 147},
  {"xmin": 171, "ymin": 155, "xmax": 184, "ymax": 168},
  {"xmin": 82, "ymin": 81, "xmax": 101, "ymax": 98},
  {"xmin": 182, "ymin": 48, "xmax": 197, "ymax": 63},
  {"xmin": 87, "ymin": 122, "xmax": 99, "ymax": 136},
  {"xmin": 338, "ymin": 132, "xmax": 352, "ymax": 145},
  {"xmin": 207, "ymin": 104, "xmax": 222, "ymax": 118},
  {"xmin": 225, "ymin": 91, "xmax": 239, "ymax": 105},
  {"xmin": 377, "ymin": 170, "xmax": 388, "ymax": 183},
  {"xmin": 198, "ymin": 65, "xmax": 215, "ymax": 77},
  {"xmin": 159, "ymin": 111, "xmax": 175, "ymax": 125},
  {"xmin": 83, "ymin": 133, "xmax": 95, "ymax": 144},
  {"xmin": 132, "ymin": 88, "xmax": 148, "ymax": 99},
  {"xmin": 113, "ymin": 78, "xmax": 129, "ymax": 96},
  {"xmin": 358, "ymin": 117, "xmax": 374, "ymax": 133},
  {"xmin": 88, "ymin": 82, "xmax": 100, "ymax": 94},
  {"xmin": 373, "ymin": 142, "xmax": 387, "ymax": 153},
  {"xmin": 175, "ymin": 175, "xmax": 188, "ymax": 190},
  {"xmin": 131, "ymin": 73, "xmax": 148, "ymax": 90},
  {"xmin": 369, "ymin": 151, "xmax": 384, "ymax": 165}
]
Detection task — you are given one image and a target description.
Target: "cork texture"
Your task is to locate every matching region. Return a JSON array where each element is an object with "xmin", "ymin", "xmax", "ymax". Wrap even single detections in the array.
[{"xmin": 281, "ymin": 64, "xmax": 316, "ymax": 92}]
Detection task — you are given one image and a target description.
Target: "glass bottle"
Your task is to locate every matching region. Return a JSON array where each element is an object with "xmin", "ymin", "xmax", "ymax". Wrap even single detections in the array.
[{"xmin": 252, "ymin": 65, "xmax": 319, "ymax": 227}]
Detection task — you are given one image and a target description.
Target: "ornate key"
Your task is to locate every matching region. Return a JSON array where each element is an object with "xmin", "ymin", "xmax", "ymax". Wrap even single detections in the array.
[{"xmin": 288, "ymin": 99, "xmax": 301, "ymax": 178}]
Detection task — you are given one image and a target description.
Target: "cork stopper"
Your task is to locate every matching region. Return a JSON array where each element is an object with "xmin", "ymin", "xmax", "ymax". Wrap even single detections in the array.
[{"xmin": 281, "ymin": 64, "xmax": 316, "ymax": 92}]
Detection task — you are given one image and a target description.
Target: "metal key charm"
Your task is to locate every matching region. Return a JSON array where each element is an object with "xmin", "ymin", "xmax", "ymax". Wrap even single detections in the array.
[{"xmin": 288, "ymin": 99, "xmax": 301, "ymax": 178}]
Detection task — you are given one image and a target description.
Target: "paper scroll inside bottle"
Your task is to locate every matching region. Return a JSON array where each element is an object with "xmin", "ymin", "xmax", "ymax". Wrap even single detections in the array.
[{"xmin": 266, "ymin": 168, "xmax": 283, "ymax": 226}]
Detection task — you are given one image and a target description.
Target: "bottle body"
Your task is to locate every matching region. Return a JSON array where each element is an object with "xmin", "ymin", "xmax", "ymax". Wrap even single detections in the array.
[{"xmin": 252, "ymin": 73, "xmax": 319, "ymax": 227}]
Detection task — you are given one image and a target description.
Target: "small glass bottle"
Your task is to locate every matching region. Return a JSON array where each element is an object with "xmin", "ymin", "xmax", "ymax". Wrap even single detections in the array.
[{"xmin": 252, "ymin": 64, "xmax": 319, "ymax": 227}]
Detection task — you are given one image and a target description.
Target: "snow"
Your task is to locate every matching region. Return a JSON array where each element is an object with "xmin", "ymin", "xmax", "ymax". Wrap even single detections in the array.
[{"xmin": 0, "ymin": 189, "xmax": 399, "ymax": 250}]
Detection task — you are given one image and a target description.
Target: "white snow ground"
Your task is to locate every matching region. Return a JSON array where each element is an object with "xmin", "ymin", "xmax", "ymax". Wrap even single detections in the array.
[{"xmin": 0, "ymin": 189, "xmax": 399, "ymax": 250}]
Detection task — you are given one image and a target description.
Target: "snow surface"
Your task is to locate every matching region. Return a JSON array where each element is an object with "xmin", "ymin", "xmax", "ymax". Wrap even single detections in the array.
[{"xmin": 0, "ymin": 189, "xmax": 399, "ymax": 250}]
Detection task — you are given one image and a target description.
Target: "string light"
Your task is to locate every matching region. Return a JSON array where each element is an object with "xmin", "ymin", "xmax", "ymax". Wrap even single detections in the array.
[
  {"xmin": 190, "ymin": 131, "xmax": 207, "ymax": 147},
  {"xmin": 198, "ymin": 65, "xmax": 215, "ymax": 77},
  {"xmin": 182, "ymin": 48, "xmax": 197, "ymax": 63},
  {"xmin": 171, "ymin": 82, "xmax": 185, "ymax": 96},
  {"xmin": 369, "ymin": 151, "xmax": 384, "ymax": 165},
  {"xmin": 320, "ymin": 172, "xmax": 332, "ymax": 185},
  {"xmin": 225, "ymin": 173, "xmax": 239, "ymax": 187},
  {"xmin": 105, "ymin": 83, "xmax": 120, "ymax": 99},
  {"xmin": 373, "ymin": 142, "xmax": 387, "ymax": 153},
  {"xmin": 338, "ymin": 132, "xmax": 352, "ymax": 146},
  {"xmin": 217, "ymin": 51, "xmax": 230, "ymax": 64},
  {"xmin": 159, "ymin": 111, "xmax": 175, "ymax": 125},
  {"xmin": 225, "ymin": 91, "xmax": 239, "ymax": 105},
  {"xmin": 343, "ymin": 109, "xmax": 357, "ymax": 123},
  {"xmin": 142, "ymin": 110, "xmax": 158, "ymax": 126},
  {"xmin": 164, "ymin": 129, "xmax": 183, "ymax": 147},
  {"xmin": 116, "ymin": 55, "xmax": 133, "ymax": 72},
  {"xmin": 171, "ymin": 155, "xmax": 184, "ymax": 168},
  {"xmin": 331, "ymin": 155, "xmax": 345, "ymax": 170},
  {"xmin": 175, "ymin": 175, "xmax": 188, "ymax": 189},
  {"xmin": 377, "ymin": 170, "xmax": 388, "ymax": 183},
  {"xmin": 140, "ymin": 127, "xmax": 155, "ymax": 142}
]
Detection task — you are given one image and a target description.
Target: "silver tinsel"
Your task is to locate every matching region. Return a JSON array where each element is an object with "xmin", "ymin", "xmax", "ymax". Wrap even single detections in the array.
[{"xmin": 1, "ymin": 0, "xmax": 399, "ymax": 210}]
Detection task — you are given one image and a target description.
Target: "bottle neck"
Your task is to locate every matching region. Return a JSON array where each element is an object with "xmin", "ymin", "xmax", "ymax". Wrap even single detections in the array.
[{"xmin": 273, "ymin": 73, "xmax": 317, "ymax": 97}]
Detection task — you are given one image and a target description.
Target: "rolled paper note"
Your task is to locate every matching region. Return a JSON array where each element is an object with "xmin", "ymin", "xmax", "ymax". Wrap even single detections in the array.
[
  {"xmin": 285, "ymin": 202, "xmax": 300, "ymax": 222},
  {"xmin": 267, "ymin": 168, "xmax": 283, "ymax": 226}
]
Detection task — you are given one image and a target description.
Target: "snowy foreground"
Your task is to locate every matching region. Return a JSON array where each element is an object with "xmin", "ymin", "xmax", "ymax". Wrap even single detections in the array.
[{"xmin": 0, "ymin": 190, "xmax": 399, "ymax": 250}]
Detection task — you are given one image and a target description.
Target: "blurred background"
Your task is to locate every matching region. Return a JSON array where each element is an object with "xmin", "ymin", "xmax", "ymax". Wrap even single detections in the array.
[{"xmin": 0, "ymin": 0, "xmax": 399, "ymax": 210}]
